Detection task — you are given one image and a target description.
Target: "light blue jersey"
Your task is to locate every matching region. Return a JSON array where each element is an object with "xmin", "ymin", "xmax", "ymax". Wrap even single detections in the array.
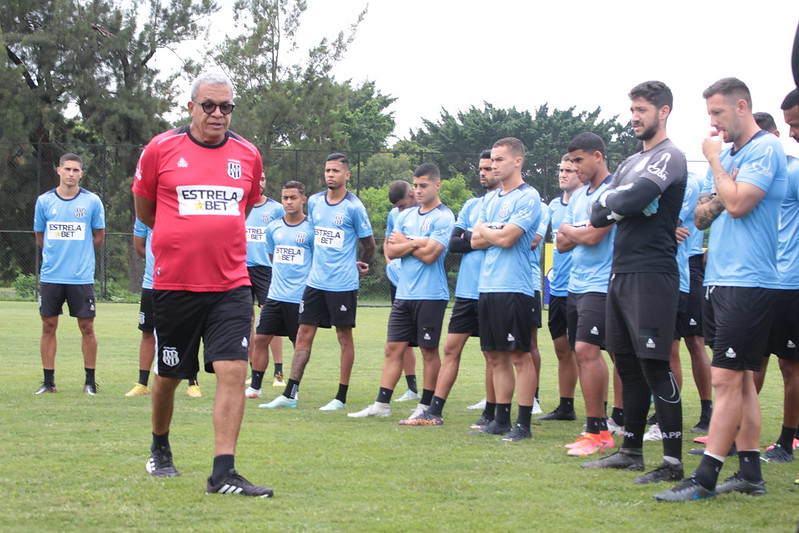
[
  {"xmin": 478, "ymin": 183, "xmax": 542, "ymax": 297},
  {"xmin": 677, "ymin": 173, "xmax": 701, "ymax": 293},
  {"xmin": 548, "ymin": 196, "xmax": 573, "ymax": 297},
  {"xmin": 453, "ymin": 196, "xmax": 484, "ymax": 300},
  {"xmin": 133, "ymin": 218, "xmax": 154, "ymax": 289},
  {"xmin": 529, "ymin": 203, "xmax": 550, "ymax": 293},
  {"xmin": 565, "ymin": 178, "xmax": 615, "ymax": 294},
  {"xmin": 777, "ymin": 156, "xmax": 799, "ymax": 289},
  {"xmin": 385, "ymin": 207, "xmax": 401, "ymax": 287},
  {"xmin": 306, "ymin": 191, "xmax": 373, "ymax": 291},
  {"xmin": 703, "ymin": 131, "xmax": 787, "ymax": 288},
  {"xmin": 265, "ymin": 216, "xmax": 314, "ymax": 303},
  {"xmin": 395, "ymin": 203, "xmax": 455, "ymax": 301},
  {"xmin": 686, "ymin": 172, "xmax": 706, "ymax": 258},
  {"xmin": 246, "ymin": 198, "xmax": 285, "ymax": 267},
  {"xmin": 33, "ymin": 188, "xmax": 105, "ymax": 284}
]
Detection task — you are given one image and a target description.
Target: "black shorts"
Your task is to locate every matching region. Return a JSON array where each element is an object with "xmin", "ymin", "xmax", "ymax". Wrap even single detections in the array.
[
  {"xmin": 299, "ymin": 287, "xmax": 357, "ymax": 328},
  {"xmin": 531, "ymin": 291, "xmax": 542, "ymax": 329},
  {"xmin": 248, "ymin": 266, "xmax": 272, "ymax": 306},
  {"xmin": 605, "ymin": 272, "xmax": 679, "ymax": 361},
  {"xmin": 674, "ymin": 291, "xmax": 689, "ymax": 340},
  {"xmin": 152, "ymin": 286, "xmax": 252, "ymax": 378},
  {"xmin": 447, "ymin": 297, "xmax": 480, "ymax": 336},
  {"xmin": 548, "ymin": 295, "xmax": 568, "ymax": 340},
  {"xmin": 256, "ymin": 298, "xmax": 300, "ymax": 342},
  {"xmin": 765, "ymin": 289, "xmax": 799, "ymax": 360},
  {"xmin": 566, "ymin": 292, "xmax": 606, "ymax": 351},
  {"xmin": 703, "ymin": 285, "xmax": 776, "ymax": 371},
  {"xmin": 681, "ymin": 254, "xmax": 705, "ymax": 337},
  {"xmin": 39, "ymin": 282, "xmax": 96, "ymax": 318},
  {"xmin": 478, "ymin": 292, "xmax": 534, "ymax": 352},
  {"xmin": 138, "ymin": 288, "xmax": 154, "ymax": 333},
  {"xmin": 387, "ymin": 299, "xmax": 448, "ymax": 348}
]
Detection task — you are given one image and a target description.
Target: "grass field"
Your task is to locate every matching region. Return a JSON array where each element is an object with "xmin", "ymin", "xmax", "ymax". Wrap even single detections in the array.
[{"xmin": 1, "ymin": 301, "xmax": 797, "ymax": 532}]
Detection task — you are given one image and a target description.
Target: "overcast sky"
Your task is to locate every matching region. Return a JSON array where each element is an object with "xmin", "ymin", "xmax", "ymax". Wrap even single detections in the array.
[{"xmin": 167, "ymin": 0, "xmax": 799, "ymax": 164}]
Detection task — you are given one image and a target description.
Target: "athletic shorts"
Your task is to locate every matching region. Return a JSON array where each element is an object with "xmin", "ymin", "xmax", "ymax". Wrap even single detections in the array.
[
  {"xmin": 256, "ymin": 298, "xmax": 300, "ymax": 342},
  {"xmin": 447, "ymin": 297, "xmax": 479, "ymax": 336},
  {"xmin": 299, "ymin": 287, "xmax": 357, "ymax": 328},
  {"xmin": 548, "ymin": 295, "xmax": 568, "ymax": 340},
  {"xmin": 765, "ymin": 289, "xmax": 799, "ymax": 359},
  {"xmin": 531, "ymin": 291, "xmax": 542, "ymax": 329},
  {"xmin": 138, "ymin": 288, "xmax": 154, "ymax": 333},
  {"xmin": 674, "ymin": 291, "xmax": 689, "ymax": 340},
  {"xmin": 248, "ymin": 266, "xmax": 272, "ymax": 307},
  {"xmin": 566, "ymin": 292, "xmax": 606, "ymax": 351},
  {"xmin": 152, "ymin": 286, "xmax": 252, "ymax": 378},
  {"xmin": 478, "ymin": 292, "xmax": 534, "ymax": 353},
  {"xmin": 703, "ymin": 285, "xmax": 776, "ymax": 371},
  {"xmin": 680, "ymin": 254, "xmax": 705, "ymax": 337},
  {"xmin": 387, "ymin": 299, "xmax": 448, "ymax": 348},
  {"xmin": 39, "ymin": 282, "xmax": 96, "ymax": 318},
  {"xmin": 605, "ymin": 272, "xmax": 679, "ymax": 361}
]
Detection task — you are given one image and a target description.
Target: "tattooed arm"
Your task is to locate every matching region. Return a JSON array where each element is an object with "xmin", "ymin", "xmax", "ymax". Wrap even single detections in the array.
[{"xmin": 694, "ymin": 193, "xmax": 725, "ymax": 230}]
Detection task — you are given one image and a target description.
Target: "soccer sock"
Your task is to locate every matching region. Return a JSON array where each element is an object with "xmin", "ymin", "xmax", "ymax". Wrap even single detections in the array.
[
  {"xmin": 738, "ymin": 450, "xmax": 763, "ymax": 482},
  {"xmin": 405, "ymin": 374, "xmax": 418, "ymax": 394},
  {"xmin": 586, "ymin": 417, "xmax": 603, "ymax": 435},
  {"xmin": 603, "ymin": 401, "xmax": 608, "ymax": 418},
  {"xmin": 151, "ymin": 431, "xmax": 170, "ymax": 452},
  {"xmin": 534, "ymin": 387, "xmax": 540, "ymax": 402},
  {"xmin": 188, "ymin": 374, "xmax": 199, "ymax": 386},
  {"xmin": 516, "ymin": 404, "xmax": 532, "ymax": 429},
  {"xmin": 284, "ymin": 379, "xmax": 299, "ymax": 399},
  {"xmin": 640, "ymin": 358, "xmax": 682, "ymax": 460},
  {"xmin": 420, "ymin": 388, "xmax": 434, "ymax": 406},
  {"xmin": 84, "ymin": 367, "xmax": 95, "ymax": 385},
  {"xmin": 611, "ymin": 406, "xmax": 624, "ymax": 426},
  {"xmin": 694, "ymin": 453, "xmax": 724, "ymax": 489},
  {"xmin": 495, "ymin": 403, "xmax": 512, "ymax": 427},
  {"xmin": 614, "ymin": 353, "xmax": 650, "ymax": 449},
  {"xmin": 777, "ymin": 425, "xmax": 798, "ymax": 451},
  {"xmin": 376, "ymin": 387, "xmax": 393, "ymax": 403},
  {"xmin": 211, "ymin": 454, "xmax": 235, "ymax": 485},
  {"xmin": 138, "ymin": 369, "xmax": 151, "ymax": 387},
  {"xmin": 559, "ymin": 397, "xmax": 575, "ymax": 412},
  {"xmin": 700, "ymin": 399, "xmax": 713, "ymax": 420},
  {"xmin": 481, "ymin": 402, "xmax": 496, "ymax": 421},
  {"xmin": 250, "ymin": 370, "xmax": 265, "ymax": 390},
  {"xmin": 273, "ymin": 363, "xmax": 283, "ymax": 376},
  {"xmin": 335, "ymin": 383, "xmax": 348, "ymax": 403},
  {"xmin": 428, "ymin": 396, "xmax": 446, "ymax": 417},
  {"xmin": 43, "ymin": 368, "xmax": 55, "ymax": 386}
]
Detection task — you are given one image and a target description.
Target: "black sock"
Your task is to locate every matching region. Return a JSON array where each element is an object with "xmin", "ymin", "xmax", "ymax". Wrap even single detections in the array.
[
  {"xmin": 138, "ymin": 369, "xmax": 151, "ymax": 387},
  {"xmin": 376, "ymin": 387, "xmax": 393, "ymax": 403},
  {"xmin": 694, "ymin": 454, "xmax": 724, "ymax": 489},
  {"xmin": 700, "ymin": 399, "xmax": 713, "ymax": 420},
  {"xmin": 43, "ymin": 369, "xmax": 55, "ymax": 386},
  {"xmin": 603, "ymin": 401, "xmax": 608, "ymax": 418},
  {"xmin": 534, "ymin": 387, "xmax": 540, "ymax": 402},
  {"xmin": 428, "ymin": 396, "xmax": 446, "ymax": 417},
  {"xmin": 405, "ymin": 374, "xmax": 418, "ymax": 394},
  {"xmin": 495, "ymin": 403, "xmax": 512, "ymax": 427},
  {"xmin": 586, "ymin": 416, "xmax": 603, "ymax": 434},
  {"xmin": 641, "ymin": 358, "xmax": 682, "ymax": 460},
  {"xmin": 273, "ymin": 363, "xmax": 283, "ymax": 375},
  {"xmin": 335, "ymin": 383, "xmax": 349, "ymax": 403},
  {"xmin": 211, "ymin": 454, "xmax": 235, "ymax": 485},
  {"xmin": 516, "ymin": 404, "xmax": 532, "ymax": 429},
  {"xmin": 420, "ymin": 388, "xmax": 434, "ymax": 406},
  {"xmin": 777, "ymin": 426, "xmax": 797, "ymax": 451},
  {"xmin": 558, "ymin": 397, "xmax": 575, "ymax": 412},
  {"xmin": 151, "ymin": 432, "xmax": 170, "ymax": 452},
  {"xmin": 614, "ymin": 353, "xmax": 650, "ymax": 449},
  {"xmin": 84, "ymin": 368, "xmax": 95, "ymax": 385},
  {"xmin": 283, "ymin": 379, "xmax": 299, "ymax": 399},
  {"xmin": 188, "ymin": 374, "xmax": 199, "ymax": 386},
  {"xmin": 481, "ymin": 402, "xmax": 496, "ymax": 421},
  {"xmin": 251, "ymin": 370, "xmax": 265, "ymax": 390},
  {"xmin": 738, "ymin": 450, "xmax": 763, "ymax": 482},
  {"xmin": 611, "ymin": 407, "xmax": 624, "ymax": 426}
]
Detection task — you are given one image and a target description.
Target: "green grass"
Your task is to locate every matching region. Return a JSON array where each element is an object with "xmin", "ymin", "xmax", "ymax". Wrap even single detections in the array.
[{"xmin": 1, "ymin": 301, "xmax": 797, "ymax": 532}]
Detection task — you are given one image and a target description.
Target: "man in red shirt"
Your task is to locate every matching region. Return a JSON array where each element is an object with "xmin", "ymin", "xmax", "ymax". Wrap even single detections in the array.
[{"xmin": 133, "ymin": 69, "xmax": 272, "ymax": 497}]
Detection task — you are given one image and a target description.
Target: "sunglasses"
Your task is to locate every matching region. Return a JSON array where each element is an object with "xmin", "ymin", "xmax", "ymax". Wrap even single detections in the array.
[{"xmin": 192, "ymin": 100, "xmax": 235, "ymax": 115}]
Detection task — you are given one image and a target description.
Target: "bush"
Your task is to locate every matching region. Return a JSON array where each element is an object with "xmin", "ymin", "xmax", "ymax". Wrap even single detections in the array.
[{"xmin": 13, "ymin": 273, "xmax": 37, "ymax": 299}]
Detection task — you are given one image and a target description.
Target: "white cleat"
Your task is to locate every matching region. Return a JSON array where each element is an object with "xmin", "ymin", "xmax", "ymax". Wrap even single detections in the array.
[
  {"xmin": 467, "ymin": 398, "xmax": 487, "ymax": 410},
  {"xmin": 259, "ymin": 395, "xmax": 297, "ymax": 409},
  {"xmin": 532, "ymin": 399, "xmax": 542, "ymax": 415},
  {"xmin": 245, "ymin": 387, "xmax": 262, "ymax": 399},
  {"xmin": 408, "ymin": 403, "xmax": 427, "ymax": 420},
  {"xmin": 319, "ymin": 399, "xmax": 346, "ymax": 411},
  {"xmin": 348, "ymin": 402, "xmax": 391, "ymax": 418},
  {"xmin": 393, "ymin": 389, "xmax": 420, "ymax": 402},
  {"xmin": 643, "ymin": 423, "xmax": 663, "ymax": 441}
]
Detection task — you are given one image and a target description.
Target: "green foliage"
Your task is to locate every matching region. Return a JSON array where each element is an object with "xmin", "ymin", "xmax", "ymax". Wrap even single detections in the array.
[
  {"xmin": 356, "ymin": 182, "xmax": 392, "ymax": 241},
  {"xmin": 439, "ymin": 174, "xmax": 474, "ymax": 218},
  {"xmin": 12, "ymin": 272, "xmax": 36, "ymax": 299},
  {"xmin": 352, "ymin": 151, "xmax": 415, "ymax": 191}
]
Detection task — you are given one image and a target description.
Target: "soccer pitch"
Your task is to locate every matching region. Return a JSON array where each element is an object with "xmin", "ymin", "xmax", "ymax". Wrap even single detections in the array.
[{"xmin": 1, "ymin": 301, "xmax": 797, "ymax": 532}]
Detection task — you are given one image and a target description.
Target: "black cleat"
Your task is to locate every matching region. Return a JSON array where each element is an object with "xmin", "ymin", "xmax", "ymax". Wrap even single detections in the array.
[
  {"xmin": 146, "ymin": 445, "xmax": 179, "ymax": 477},
  {"xmin": 761, "ymin": 444, "xmax": 793, "ymax": 463},
  {"xmin": 634, "ymin": 460, "xmax": 684, "ymax": 484},
  {"xmin": 691, "ymin": 417, "xmax": 710, "ymax": 433},
  {"xmin": 582, "ymin": 450, "xmax": 644, "ymax": 471},
  {"xmin": 469, "ymin": 415, "xmax": 493, "ymax": 429},
  {"xmin": 501, "ymin": 424, "xmax": 531, "ymax": 442},
  {"xmin": 715, "ymin": 472, "xmax": 766, "ymax": 495},
  {"xmin": 537, "ymin": 408, "xmax": 577, "ymax": 421},
  {"xmin": 206, "ymin": 469, "xmax": 273, "ymax": 497},
  {"xmin": 83, "ymin": 382, "xmax": 98, "ymax": 395},
  {"xmin": 468, "ymin": 420, "xmax": 511, "ymax": 435},
  {"xmin": 654, "ymin": 477, "xmax": 716, "ymax": 502}
]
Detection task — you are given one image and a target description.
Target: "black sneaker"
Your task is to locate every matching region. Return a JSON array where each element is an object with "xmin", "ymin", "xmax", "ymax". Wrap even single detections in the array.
[
  {"xmin": 761, "ymin": 443, "xmax": 793, "ymax": 463},
  {"xmin": 146, "ymin": 445, "xmax": 179, "ymax": 477},
  {"xmin": 468, "ymin": 420, "xmax": 511, "ymax": 435},
  {"xmin": 634, "ymin": 460, "xmax": 684, "ymax": 484},
  {"xmin": 654, "ymin": 477, "xmax": 716, "ymax": 502},
  {"xmin": 83, "ymin": 383, "xmax": 98, "ymax": 395},
  {"xmin": 206, "ymin": 469, "xmax": 273, "ymax": 497},
  {"xmin": 34, "ymin": 382, "xmax": 57, "ymax": 395},
  {"xmin": 715, "ymin": 472, "xmax": 766, "ymax": 495},
  {"xmin": 582, "ymin": 450, "xmax": 645, "ymax": 471},
  {"xmin": 537, "ymin": 408, "xmax": 577, "ymax": 421},
  {"xmin": 469, "ymin": 415, "xmax": 493, "ymax": 429},
  {"xmin": 501, "ymin": 424, "xmax": 531, "ymax": 442},
  {"xmin": 691, "ymin": 417, "xmax": 710, "ymax": 433}
]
